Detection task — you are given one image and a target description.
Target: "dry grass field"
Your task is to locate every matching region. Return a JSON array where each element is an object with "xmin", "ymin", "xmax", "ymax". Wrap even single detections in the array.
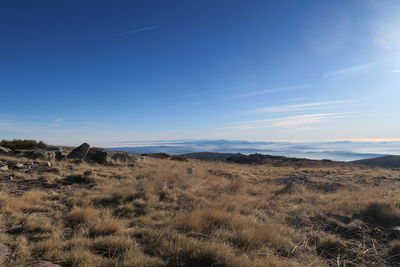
[{"xmin": 0, "ymin": 154, "xmax": 400, "ymax": 266}]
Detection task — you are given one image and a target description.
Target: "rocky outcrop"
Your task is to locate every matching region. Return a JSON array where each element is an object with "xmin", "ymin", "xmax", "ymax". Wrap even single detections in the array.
[
  {"xmin": 111, "ymin": 152, "xmax": 143, "ymax": 162},
  {"xmin": 0, "ymin": 147, "xmax": 11, "ymax": 154},
  {"xmin": 67, "ymin": 143, "xmax": 90, "ymax": 160},
  {"xmin": 32, "ymin": 149, "xmax": 56, "ymax": 160}
]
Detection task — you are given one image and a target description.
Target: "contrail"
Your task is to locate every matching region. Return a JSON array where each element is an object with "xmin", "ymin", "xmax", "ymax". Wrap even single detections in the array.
[{"xmin": 119, "ymin": 26, "xmax": 158, "ymax": 36}]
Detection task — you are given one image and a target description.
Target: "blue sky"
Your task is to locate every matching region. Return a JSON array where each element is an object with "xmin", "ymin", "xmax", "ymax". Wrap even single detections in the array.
[{"xmin": 1, "ymin": 0, "xmax": 400, "ymax": 146}]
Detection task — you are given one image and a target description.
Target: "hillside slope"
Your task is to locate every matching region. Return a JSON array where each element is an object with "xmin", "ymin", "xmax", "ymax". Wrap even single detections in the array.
[
  {"xmin": 0, "ymin": 147, "xmax": 399, "ymax": 266},
  {"xmin": 179, "ymin": 151, "xmax": 244, "ymax": 161},
  {"xmin": 352, "ymin": 155, "xmax": 400, "ymax": 169}
]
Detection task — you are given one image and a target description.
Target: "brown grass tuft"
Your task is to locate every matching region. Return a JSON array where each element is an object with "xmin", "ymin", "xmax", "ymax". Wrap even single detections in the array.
[{"xmin": 65, "ymin": 207, "xmax": 99, "ymax": 227}]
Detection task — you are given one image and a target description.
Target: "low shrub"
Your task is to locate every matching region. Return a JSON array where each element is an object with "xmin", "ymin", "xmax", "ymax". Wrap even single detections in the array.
[
  {"xmin": 170, "ymin": 156, "xmax": 188, "ymax": 162},
  {"xmin": 145, "ymin": 153, "xmax": 170, "ymax": 159},
  {"xmin": 0, "ymin": 139, "xmax": 47, "ymax": 150}
]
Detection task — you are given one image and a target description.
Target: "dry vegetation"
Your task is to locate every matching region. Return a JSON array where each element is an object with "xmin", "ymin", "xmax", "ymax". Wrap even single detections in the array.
[{"xmin": 0, "ymin": 153, "xmax": 400, "ymax": 266}]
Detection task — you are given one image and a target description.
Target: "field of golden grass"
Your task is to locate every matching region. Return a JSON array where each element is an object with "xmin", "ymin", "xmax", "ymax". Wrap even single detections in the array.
[{"xmin": 0, "ymin": 154, "xmax": 399, "ymax": 266}]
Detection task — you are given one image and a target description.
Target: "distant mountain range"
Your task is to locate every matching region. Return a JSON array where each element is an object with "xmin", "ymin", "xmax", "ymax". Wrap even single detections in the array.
[
  {"xmin": 109, "ymin": 139, "xmax": 400, "ymax": 162},
  {"xmin": 179, "ymin": 152, "xmax": 244, "ymax": 161}
]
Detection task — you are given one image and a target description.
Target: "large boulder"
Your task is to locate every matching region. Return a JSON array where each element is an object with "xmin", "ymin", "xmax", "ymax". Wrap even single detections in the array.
[
  {"xmin": 85, "ymin": 149, "xmax": 110, "ymax": 165},
  {"xmin": 55, "ymin": 151, "xmax": 65, "ymax": 160},
  {"xmin": 0, "ymin": 147, "xmax": 11, "ymax": 154},
  {"xmin": 67, "ymin": 143, "xmax": 90, "ymax": 160},
  {"xmin": 93, "ymin": 150, "xmax": 109, "ymax": 164}
]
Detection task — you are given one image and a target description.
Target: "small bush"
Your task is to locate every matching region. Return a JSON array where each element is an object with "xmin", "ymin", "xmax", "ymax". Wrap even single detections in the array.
[
  {"xmin": 0, "ymin": 139, "xmax": 47, "ymax": 150},
  {"xmin": 145, "ymin": 153, "xmax": 170, "ymax": 159},
  {"xmin": 170, "ymin": 156, "xmax": 188, "ymax": 162}
]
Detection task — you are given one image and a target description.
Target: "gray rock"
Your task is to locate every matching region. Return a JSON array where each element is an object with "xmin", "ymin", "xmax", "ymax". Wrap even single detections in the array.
[
  {"xmin": 0, "ymin": 147, "xmax": 11, "ymax": 154},
  {"xmin": 111, "ymin": 152, "xmax": 142, "ymax": 162},
  {"xmin": 0, "ymin": 165, "xmax": 8, "ymax": 171},
  {"xmin": 55, "ymin": 151, "xmax": 65, "ymax": 160},
  {"xmin": 67, "ymin": 143, "xmax": 90, "ymax": 160},
  {"xmin": 12, "ymin": 149, "xmax": 32, "ymax": 157},
  {"xmin": 93, "ymin": 150, "xmax": 109, "ymax": 165},
  {"xmin": 15, "ymin": 163, "xmax": 25, "ymax": 169},
  {"xmin": 32, "ymin": 149, "xmax": 55, "ymax": 160}
]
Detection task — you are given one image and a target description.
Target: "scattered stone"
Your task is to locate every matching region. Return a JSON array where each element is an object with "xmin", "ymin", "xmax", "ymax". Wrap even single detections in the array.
[
  {"xmin": 0, "ymin": 147, "xmax": 11, "ymax": 154},
  {"xmin": 44, "ymin": 161, "xmax": 52, "ymax": 167},
  {"xmin": 0, "ymin": 165, "xmax": 8, "ymax": 171},
  {"xmin": 0, "ymin": 243, "xmax": 10, "ymax": 258},
  {"xmin": 67, "ymin": 143, "xmax": 90, "ymax": 160},
  {"xmin": 186, "ymin": 167, "xmax": 193, "ymax": 175},
  {"xmin": 15, "ymin": 163, "xmax": 25, "ymax": 169},
  {"xmin": 32, "ymin": 149, "xmax": 55, "ymax": 160}
]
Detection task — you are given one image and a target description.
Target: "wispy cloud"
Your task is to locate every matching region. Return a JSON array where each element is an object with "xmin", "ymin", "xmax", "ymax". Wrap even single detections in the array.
[
  {"xmin": 287, "ymin": 97, "xmax": 309, "ymax": 102},
  {"xmin": 392, "ymin": 69, "xmax": 400, "ymax": 73},
  {"xmin": 229, "ymin": 85, "xmax": 306, "ymax": 99},
  {"xmin": 323, "ymin": 63, "xmax": 376, "ymax": 78},
  {"xmin": 248, "ymin": 99, "xmax": 355, "ymax": 114},
  {"xmin": 118, "ymin": 26, "xmax": 158, "ymax": 36},
  {"xmin": 229, "ymin": 112, "xmax": 355, "ymax": 129}
]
